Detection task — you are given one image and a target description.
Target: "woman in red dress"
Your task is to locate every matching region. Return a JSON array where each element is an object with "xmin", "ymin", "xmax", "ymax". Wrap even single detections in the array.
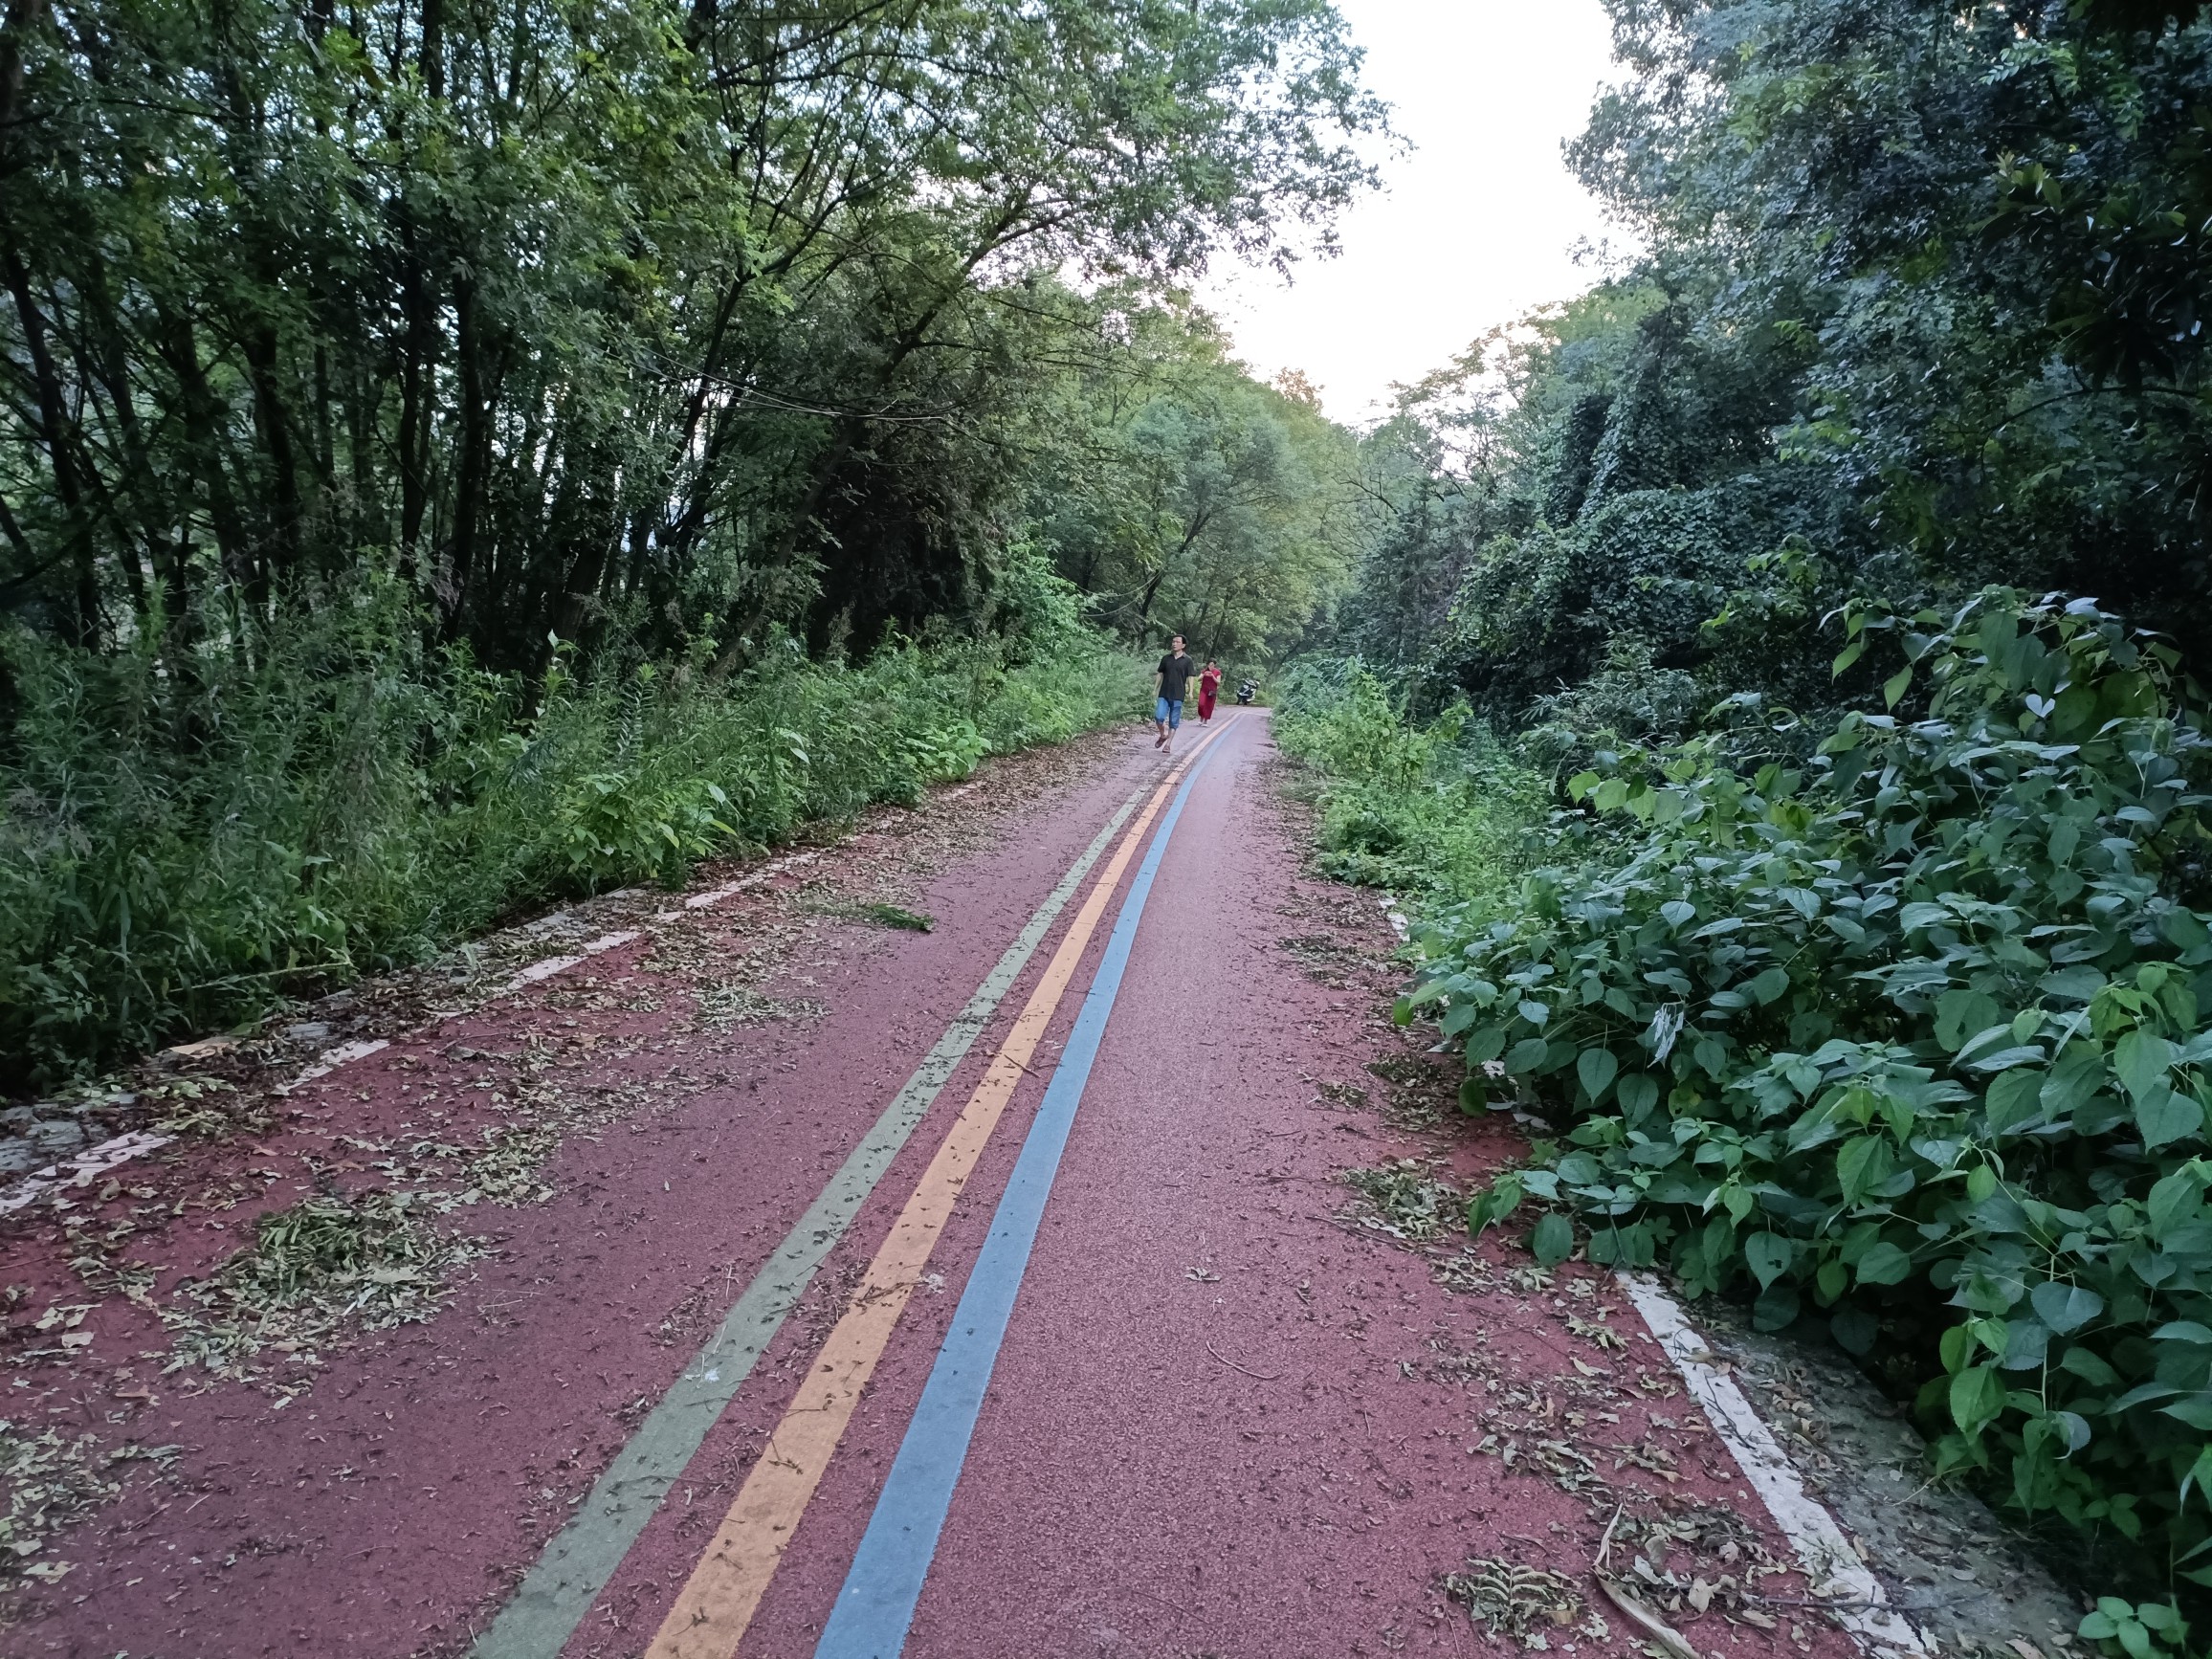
[{"xmin": 1197, "ymin": 660, "xmax": 1223, "ymax": 724}]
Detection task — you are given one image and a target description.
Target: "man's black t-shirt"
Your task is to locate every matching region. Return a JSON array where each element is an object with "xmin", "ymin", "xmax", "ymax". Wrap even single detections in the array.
[{"xmin": 1158, "ymin": 651, "xmax": 1196, "ymax": 702}]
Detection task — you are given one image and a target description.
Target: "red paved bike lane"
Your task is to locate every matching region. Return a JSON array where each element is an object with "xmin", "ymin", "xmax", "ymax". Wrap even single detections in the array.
[
  {"xmin": 4, "ymin": 736, "xmax": 1165, "ymax": 1658},
  {"xmin": 7, "ymin": 713, "xmax": 1876, "ymax": 1659},
  {"xmin": 711, "ymin": 714, "xmax": 1860, "ymax": 1659}
]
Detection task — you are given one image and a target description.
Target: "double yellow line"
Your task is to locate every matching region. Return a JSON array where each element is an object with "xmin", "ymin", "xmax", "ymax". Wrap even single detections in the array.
[{"xmin": 646, "ymin": 727, "xmax": 1225, "ymax": 1658}]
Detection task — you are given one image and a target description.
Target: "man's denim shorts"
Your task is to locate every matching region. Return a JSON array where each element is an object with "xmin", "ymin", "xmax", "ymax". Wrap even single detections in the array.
[{"xmin": 1155, "ymin": 697, "xmax": 1183, "ymax": 728}]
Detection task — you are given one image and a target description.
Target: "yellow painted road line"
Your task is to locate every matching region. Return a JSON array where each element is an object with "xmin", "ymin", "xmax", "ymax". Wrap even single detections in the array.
[{"xmin": 643, "ymin": 730, "xmax": 1223, "ymax": 1659}]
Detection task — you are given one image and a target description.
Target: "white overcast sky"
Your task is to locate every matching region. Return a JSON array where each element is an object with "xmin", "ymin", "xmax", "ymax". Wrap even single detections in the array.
[{"xmin": 1198, "ymin": 0, "xmax": 1626, "ymax": 425}]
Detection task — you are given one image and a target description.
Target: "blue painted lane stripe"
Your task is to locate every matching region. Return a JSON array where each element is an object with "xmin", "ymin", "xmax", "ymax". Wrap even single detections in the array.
[{"xmin": 811, "ymin": 741, "xmax": 1226, "ymax": 1659}]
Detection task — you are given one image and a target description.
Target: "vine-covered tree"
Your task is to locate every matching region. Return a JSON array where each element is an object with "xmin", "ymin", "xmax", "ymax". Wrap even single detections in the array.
[{"xmin": 1337, "ymin": 0, "xmax": 2212, "ymax": 735}]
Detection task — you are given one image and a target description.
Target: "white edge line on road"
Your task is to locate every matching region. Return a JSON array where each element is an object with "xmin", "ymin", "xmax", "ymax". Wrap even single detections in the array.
[
  {"xmin": 3, "ymin": 1033, "xmax": 404, "ymax": 1210},
  {"xmin": 276, "ymin": 1038, "xmax": 392, "ymax": 1095},
  {"xmin": 500, "ymin": 954, "xmax": 583, "ymax": 992},
  {"xmin": 0, "ymin": 1131, "xmax": 176, "ymax": 1215},
  {"xmin": 3, "ymin": 788, "xmax": 958, "ymax": 1216},
  {"xmin": 496, "ymin": 932, "xmax": 637, "ymax": 994},
  {"xmin": 1618, "ymin": 1270, "xmax": 1931, "ymax": 1658},
  {"xmin": 685, "ymin": 848, "xmax": 820, "ymax": 910},
  {"xmin": 1386, "ymin": 881, "xmax": 1916, "ymax": 1654}
]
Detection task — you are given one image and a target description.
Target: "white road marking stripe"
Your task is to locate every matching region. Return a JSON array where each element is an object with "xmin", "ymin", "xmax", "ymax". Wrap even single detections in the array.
[
  {"xmin": 686, "ymin": 849, "xmax": 821, "ymax": 910},
  {"xmin": 0, "ymin": 1131, "xmax": 176, "ymax": 1215},
  {"xmin": 278, "ymin": 1038, "xmax": 391, "ymax": 1093},
  {"xmin": 501, "ymin": 955, "xmax": 583, "ymax": 991},
  {"xmin": 1619, "ymin": 1271, "xmax": 1930, "ymax": 1657}
]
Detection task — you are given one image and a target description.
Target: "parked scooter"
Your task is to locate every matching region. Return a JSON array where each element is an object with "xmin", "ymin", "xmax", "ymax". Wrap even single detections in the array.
[{"xmin": 1234, "ymin": 678, "xmax": 1257, "ymax": 705}]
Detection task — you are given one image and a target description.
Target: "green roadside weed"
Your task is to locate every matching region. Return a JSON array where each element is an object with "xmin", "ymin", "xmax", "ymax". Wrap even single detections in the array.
[
  {"xmin": 0, "ymin": 615, "xmax": 1141, "ymax": 1088},
  {"xmin": 1272, "ymin": 660, "xmax": 1547, "ymax": 905},
  {"xmin": 1419, "ymin": 591, "xmax": 2212, "ymax": 1610}
]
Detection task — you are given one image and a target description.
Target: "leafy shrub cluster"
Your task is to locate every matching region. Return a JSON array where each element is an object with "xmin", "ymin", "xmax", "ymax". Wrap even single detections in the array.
[
  {"xmin": 1272, "ymin": 659, "xmax": 1547, "ymax": 905},
  {"xmin": 0, "ymin": 601, "xmax": 1141, "ymax": 1088},
  {"xmin": 1409, "ymin": 592, "xmax": 2212, "ymax": 1604}
]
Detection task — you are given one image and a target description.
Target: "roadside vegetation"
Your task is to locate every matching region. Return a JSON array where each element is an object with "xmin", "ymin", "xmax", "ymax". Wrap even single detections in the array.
[
  {"xmin": 1272, "ymin": 661, "xmax": 1544, "ymax": 906},
  {"xmin": 0, "ymin": 1, "xmax": 1386, "ymax": 1088},
  {"xmin": 0, "ymin": 579, "xmax": 1140, "ymax": 1088},
  {"xmin": 1283, "ymin": 0, "xmax": 2212, "ymax": 1639}
]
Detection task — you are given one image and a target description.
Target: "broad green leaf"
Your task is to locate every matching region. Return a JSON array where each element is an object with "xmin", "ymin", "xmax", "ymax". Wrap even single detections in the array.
[
  {"xmin": 1940, "ymin": 1324, "xmax": 1975, "ymax": 1375},
  {"xmin": 1936, "ymin": 987, "xmax": 2004, "ymax": 1052},
  {"xmin": 1617, "ymin": 1073, "xmax": 1659, "ymax": 1119},
  {"xmin": 1744, "ymin": 1231, "xmax": 1793, "ymax": 1288},
  {"xmin": 2042, "ymin": 1046, "xmax": 2108, "ymax": 1118},
  {"xmin": 2136, "ymin": 1087, "xmax": 2204, "ymax": 1151},
  {"xmin": 1577, "ymin": 1047, "xmax": 1619, "ymax": 1101},
  {"xmin": 1984, "ymin": 1070, "xmax": 2043, "ymax": 1135},
  {"xmin": 2153, "ymin": 1321, "xmax": 2212, "ymax": 1344},
  {"xmin": 2182, "ymin": 1445, "xmax": 2212, "ymax": 1506},
  {"xmin": 1964, "ymin": 1045, "xmax": 2046, "ymax": 1073},
  {"xmin": 1504, "ymin": 1038, "xmax": 1549, "ymax": 1075},
  {"xmin": 1831, "ymin": 1306, "xmax": 1878, "ymax": 1354},
  {"xmin": 2043, "ymin": 1410, "xmax": 2091, "ymax": 1454},
  {"xmin": 1950, "ymin": 1364, "xmax": 2006, "ymax": 1434},
  {"xmin": 1529, "ymin": 1212, "xmax": 1573, "ymax": 1268},
  {"xmin": 1439, "ymin": 1002, "xmax": 1480, "ymax": 1037},
  {"xmin": 1856, "ymin": 1242, "xmax": 1912, "ymax": 1285},
  {"xmin": 2029, "ymin": 1280, "xmax": 2104, "ymax": 1336},
  {"xmin": 2149, "ymin": 1169, "xmax": 2207, "ymax": 1239},
  {"xmin": 1467, "ymin": 1173, "xmax": 1524, "ymax": 1234},
  {"xmin": 2002, "ymin": 1319, "xmax": 2050, "ymax": 1371},
  {"xmin": 1752, "ymin": 1282, "xmax": 1801, "ymax": 1332},
  {"xmin": 2040, "ymin": 963, "xmax": 2103, "ymax": 1002},
  {"xmin": 2061, "ymin": 1347, "xmax": 2120, "ymax": 1386},
  {"xmin": 1836, "ymin": 1135, "xmax": 1893, "ymax": 1205},
  {"xmin": 1556, "ymin": 1152, "xmax": 1603, "ymax": 1185},
  {"xmin": 2115, "ymin": 1029, "xmax": 2176, "ymax": 1099}
]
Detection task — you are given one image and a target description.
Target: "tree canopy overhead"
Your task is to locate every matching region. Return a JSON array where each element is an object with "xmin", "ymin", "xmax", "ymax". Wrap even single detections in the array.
[
  {"xmin": 0, "ymin": 0, "xmax": 1382, "ymax": 669},
  {"xmin": 1334, "ymin": 0, "xmax": 2212, "ymax": 735}
]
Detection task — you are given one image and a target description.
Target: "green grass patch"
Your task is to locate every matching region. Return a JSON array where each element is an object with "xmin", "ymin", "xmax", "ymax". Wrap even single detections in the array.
[
  {"xmin": 0, "ymin": 605, "xmax": 1142, "ymax": 1088},
  {"xmin": 1272, "ymin": 660, "xmax": 1547, "ymax": 905}
]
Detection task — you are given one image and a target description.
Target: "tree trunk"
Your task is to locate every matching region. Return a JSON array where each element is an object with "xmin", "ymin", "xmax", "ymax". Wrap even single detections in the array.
[{"xmin": 4, "ymin": 249, "xmax": 98, "ymax": 642}]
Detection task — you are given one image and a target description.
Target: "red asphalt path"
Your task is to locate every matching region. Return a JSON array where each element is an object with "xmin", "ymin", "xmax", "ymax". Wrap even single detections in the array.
[{"xmin": 10, "ymin": 713, "xmax": 1858, "ymax": 1659}]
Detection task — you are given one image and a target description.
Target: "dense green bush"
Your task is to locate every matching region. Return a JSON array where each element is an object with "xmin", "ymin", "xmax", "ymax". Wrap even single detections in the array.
[
  {"xmin": 1431, "ymin": 479, "xmax": 1825, "ymax": 727},
  {"xmin": 1273, "ymin": 659, "xmax": 1546, "ymax": 903},
  {"xmin": 1415, "ymin": 591, "xmax": 2212, "ymax": 1603},
  {"xmin": 0, "ymin": 603, "xmax": 1141, "ymax": 1088}
]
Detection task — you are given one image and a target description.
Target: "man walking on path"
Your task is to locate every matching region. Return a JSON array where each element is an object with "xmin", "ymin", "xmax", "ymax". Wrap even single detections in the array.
[{"xmin": 1154, "ymin": 634, "xmax": 1196, "ymax": 752}]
